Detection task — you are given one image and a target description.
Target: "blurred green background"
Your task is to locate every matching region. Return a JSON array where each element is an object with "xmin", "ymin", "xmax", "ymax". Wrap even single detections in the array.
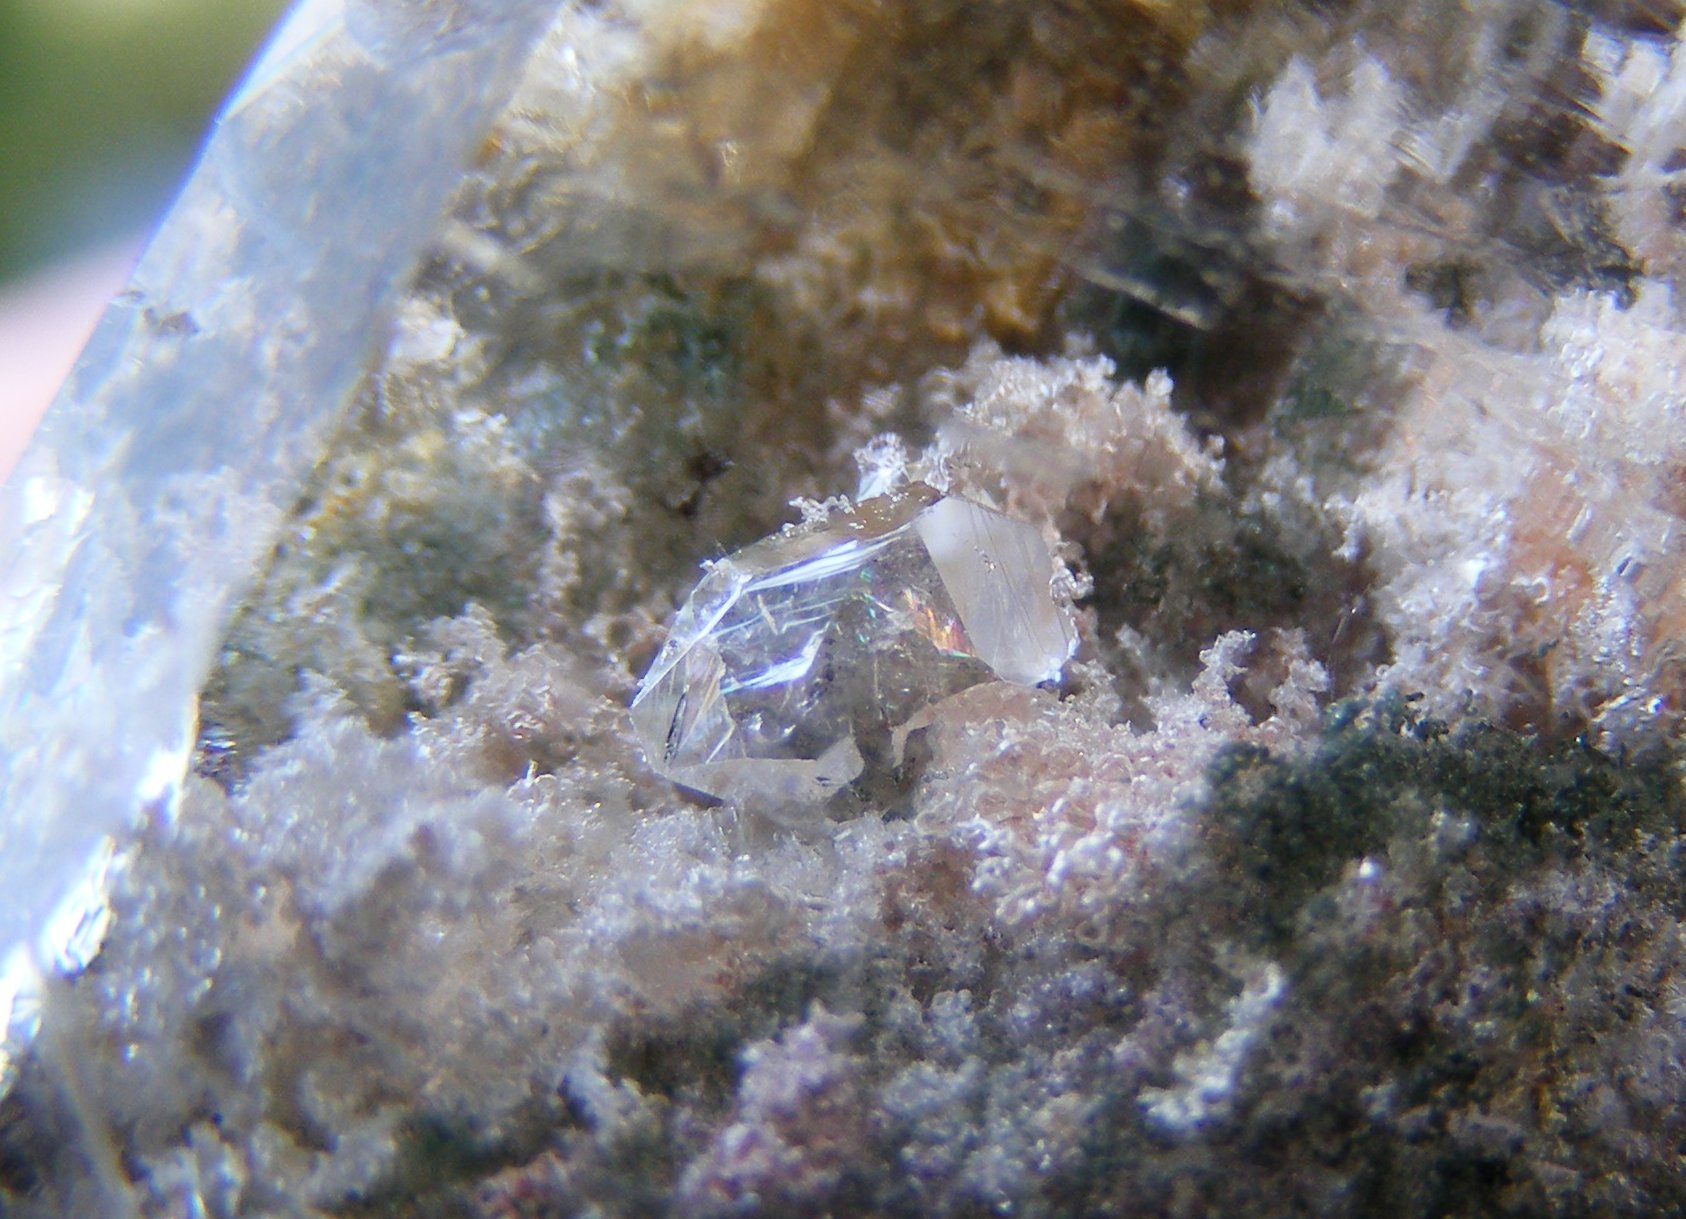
[{"xmin": 0, "ymin": 0, "xmax": 289, "ymax": 286}]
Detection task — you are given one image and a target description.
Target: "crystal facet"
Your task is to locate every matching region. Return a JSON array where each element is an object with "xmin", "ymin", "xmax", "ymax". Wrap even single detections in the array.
[{"xmin": 631, "ymin": 486, "xmax": 1075, "ymax": 812}]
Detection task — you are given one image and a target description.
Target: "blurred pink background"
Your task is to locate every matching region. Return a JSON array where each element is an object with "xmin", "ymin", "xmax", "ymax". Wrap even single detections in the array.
[{"xmin": 0, "ymin": 241, "xmax": 137, "ymax": 482}]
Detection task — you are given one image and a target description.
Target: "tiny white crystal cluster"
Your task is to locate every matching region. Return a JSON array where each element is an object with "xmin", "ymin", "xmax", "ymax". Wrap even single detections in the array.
[
  {"xmin": 1246, "ymin": 38, "xmax": 1686, "ymax": 739},
  {"xmin": 631, "ymin": 485, "xmax": 1075, "ymax": 812}
]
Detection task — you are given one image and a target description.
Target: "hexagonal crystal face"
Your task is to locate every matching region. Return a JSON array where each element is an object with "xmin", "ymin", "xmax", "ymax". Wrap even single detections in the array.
[{"xmin": 631, "ymin": 485, "xmax": 1075, "ymax": 815}]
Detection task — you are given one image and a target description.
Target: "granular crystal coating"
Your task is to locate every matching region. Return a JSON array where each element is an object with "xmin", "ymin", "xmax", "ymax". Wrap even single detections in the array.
[{"xmin": 631, "ymin": 485, "xmax": 1075, "ymax": 811}]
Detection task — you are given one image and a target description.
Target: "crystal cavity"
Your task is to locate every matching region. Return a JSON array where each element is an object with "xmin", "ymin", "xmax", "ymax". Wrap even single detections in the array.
[{"xmin": 631, "ymin": 484, "xmax": 1075, "ymax": 813}]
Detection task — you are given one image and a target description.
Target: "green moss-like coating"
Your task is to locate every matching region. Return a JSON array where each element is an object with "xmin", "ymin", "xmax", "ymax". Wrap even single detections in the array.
[{"xmin": 1205, "ymin": 695, "xmax": 1683, "ymax": 944}]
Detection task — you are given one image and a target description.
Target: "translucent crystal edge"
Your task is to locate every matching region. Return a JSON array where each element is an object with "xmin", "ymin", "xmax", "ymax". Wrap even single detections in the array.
[{"xmin": 0, "ymin": 0, "xmax": 568, "ymax": 994}]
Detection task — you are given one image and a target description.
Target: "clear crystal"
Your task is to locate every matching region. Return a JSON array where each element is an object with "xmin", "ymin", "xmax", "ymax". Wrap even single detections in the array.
[
  {"xmin": 631, "ymin": 485, "xmax": 1075, "ymax": 813},
  {"xmin": 0, "ymin": 0, "xmax": 562, "ymax": 1003}
]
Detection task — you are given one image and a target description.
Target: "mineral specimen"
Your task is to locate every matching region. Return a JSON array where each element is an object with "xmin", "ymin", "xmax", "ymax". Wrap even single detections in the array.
[
  {"xmin": 630, "ymin": 485, "xmax": 1074, "ymax": 813},
  {"xmin": 5, "ymin": 0, "xmax": 1686, "ymax": 1215}
]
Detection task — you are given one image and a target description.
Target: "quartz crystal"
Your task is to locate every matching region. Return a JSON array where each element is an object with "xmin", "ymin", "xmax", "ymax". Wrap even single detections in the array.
[
  {"xmin": 0, "ymin": 0, "xmax": 561, "ymax": 1073},
  {"xmin": 631, "ymin": 485, "xmax": 1075, "ymax": 813}
]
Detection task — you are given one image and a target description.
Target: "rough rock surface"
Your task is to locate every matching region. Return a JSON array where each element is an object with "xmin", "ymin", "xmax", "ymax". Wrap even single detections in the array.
[{"xmin": 5, "ymin": 0, "xmax": 1686, "ymax": 1215}]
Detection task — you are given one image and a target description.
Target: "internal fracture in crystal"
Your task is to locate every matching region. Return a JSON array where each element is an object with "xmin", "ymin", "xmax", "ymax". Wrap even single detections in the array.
[{"xmin": 631, "ymin": 485, "xmax": 1075, "ymax": 813}]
